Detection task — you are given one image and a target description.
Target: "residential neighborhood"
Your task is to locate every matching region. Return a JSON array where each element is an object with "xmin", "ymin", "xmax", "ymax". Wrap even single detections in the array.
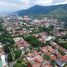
[{"xmin": 0, "ymin": 15, "xmax": 66, "ymax": 67}]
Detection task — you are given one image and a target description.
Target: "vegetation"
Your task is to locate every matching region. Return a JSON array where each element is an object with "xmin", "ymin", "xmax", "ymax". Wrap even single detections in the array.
[
  {"xmin": 13, "ymin": 59, "xmax": 27, "ymax": 67},
  {"xmin": 58, "ymin": 49, "xmax": 65, "ymax": 56},
  {"xmin": 4, "ymin": 44, "xmax": 14, "ymax": 53},
  {"xmin": 38, "ymin": 26, "xmax": 53, "ymax": 32},
  {"xmin": 8, "ymin": 48, "xmax": 22, "ymax": 62},
  {"xmin": 0, "ymin": 24, "xmax": 4, "ymax": 32},
  {"xmin": 17, "ymin": 4, "xmax": 67, "ymax": 17},
  {"xmin": 43, "ymin": 54, "xmax": 51, "ymax": 61},
  {"xmin": 54, "ymin": 37, "xmax": 67, "ymax": 49},
  {"xmin": 64, "ymin": 64, "xmax": 67, "ymax": 67},
  {"xmin": 51, "ymin": 60, "xmax": 56, "ymax": 67},
  {"xmin": 0, "ymin": 20, "xmax": 14, "ymax": 44},
  {"xmin": 0, "ymin": 32, "xmax": 14, "ymax": 44},
  {"xmin": 23, "ymin": 35, "xmax": 42, "ymax": 47},
  {"xmin": 44, "ymin": 41, "xmax": 51, "ymax": 46}
]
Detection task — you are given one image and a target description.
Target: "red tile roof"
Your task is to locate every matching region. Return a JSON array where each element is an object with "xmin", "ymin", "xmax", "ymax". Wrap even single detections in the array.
[
  {"xmin": 61, "ymin": 55, "xmax": 67, "ymax": 61},
  {"xmin": 32, "ymin": 62, "xmax": 41, "ymax": 67},
  {"xmin": 14, "ymin": 38, "xmax": 29, "ymax": 48},
  {"xmin": 42, "ymin": 63, "xmax": 52, "ymax": 67}
]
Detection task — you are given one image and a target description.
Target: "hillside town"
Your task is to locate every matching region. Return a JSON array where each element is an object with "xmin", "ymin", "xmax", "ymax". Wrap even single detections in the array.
[{"xmin": 0, "ymin": 15, "xmax": 67, "ymax": 67}]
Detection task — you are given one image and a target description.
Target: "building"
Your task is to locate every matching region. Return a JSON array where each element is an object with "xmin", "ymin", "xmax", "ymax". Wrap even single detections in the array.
[
  {"xmin": 0, "ymin": 43, "xmax": 8, "ymax": 67},
  {"xmin": 14, "ymin": 37, "xmax": 29, "ymax": 49}
]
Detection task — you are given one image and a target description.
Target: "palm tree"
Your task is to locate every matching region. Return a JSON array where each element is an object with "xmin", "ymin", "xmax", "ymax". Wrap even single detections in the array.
[{"xmin": 9, "ymin": 47, "xmax": 15, "ymax": 61}]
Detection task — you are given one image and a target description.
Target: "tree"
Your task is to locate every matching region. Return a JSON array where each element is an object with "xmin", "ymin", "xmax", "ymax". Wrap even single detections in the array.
[
  {"xmin": 24, "ymin": 35, "xmax": 42, "ymax": 47},
  {"xmin": 58, "ymin": 49, "xmax": 65, "ymax": 56},
  {"xmin": 13, "ymin": 59, "xmax": 27, "ymax": 67},
  {"xmin": 15, "ymin": 50, "xmax": 22, "ymax": 59},
  {"xmin": 8, "ymin": 53, "xmax": 13, "ymax": 62},
  {"xmin": 43, "ymin": 54, "xmax": 51, "ymax": 61},
  {"xmin": 7, "ymin": 48, "xmax": 22, "ymax": 62},
  {"xmin": 51, "ymin": 60, "xmax": 56, "ymax": 67},
  {"xmin": 4, "ymin": 44, "xmax": 14, "ymax": 53}
]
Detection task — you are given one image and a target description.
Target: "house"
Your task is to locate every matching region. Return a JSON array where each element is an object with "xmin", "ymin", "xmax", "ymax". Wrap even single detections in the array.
[
  {"xmin": 51, "ymin": 54, "xmax": 56, "ymax": 61},
  {"xmin": 42, "ymin": 63, "xmax": 52, "ymax": 67},
  {"xmin": 47, "ymin": 46, "xmax": 55, "ymax": 53},
  {"xmin": 61, "ymin": 55, "xmax": 67, "ymax": 62},
  {"xmin": 14, "ymin": 37, "xmax": 29, "ymax": 49},
  {"xmin": 55, "ymin": 59, "xmax": 65, "ymax": 67},
  {"xmin": 1, "ymin": 55, "xmax": 8, "ymax": 67},
  {"xmin": 0, "ymin": 43, "xmax": 8, "ymax": 67},
  {"xmin": 22, "ymin": 16, "xmax": 31, "ymax": 22},
  {"xmin": 26, "ymin": 50, "xmax": 45, "ymax": 67}
]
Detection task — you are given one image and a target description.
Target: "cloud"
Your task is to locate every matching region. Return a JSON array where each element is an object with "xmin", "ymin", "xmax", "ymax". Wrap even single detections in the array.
[
  {"xmin": 52, "ymin": 0, "xmax": 67, "ymax": 5},
  {"xmin": 0, "ymin": 0, "xmax": 67, "ymax": 13},
  {"xmin": 0, "ymin": 1, "xmax": 17, "ymax": 7},
  {"xmin": 35, "ymin": 0, "xmax": 53, "ymax": 6}
]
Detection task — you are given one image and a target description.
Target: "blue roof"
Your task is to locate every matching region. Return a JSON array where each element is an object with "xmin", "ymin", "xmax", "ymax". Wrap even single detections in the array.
[{"xmin": 55, "ymin": 59, "xmax": 65, "ymax": 67}]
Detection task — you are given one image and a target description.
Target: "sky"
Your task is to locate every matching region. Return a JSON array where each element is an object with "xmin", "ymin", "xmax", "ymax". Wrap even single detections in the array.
[{"xmin": 0, "ymin": 0, "xmax": 67, "ymax": 13}]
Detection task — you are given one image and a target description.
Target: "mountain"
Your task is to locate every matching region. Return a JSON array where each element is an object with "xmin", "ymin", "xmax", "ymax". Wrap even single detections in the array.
[
  {"xmin": 16, "ymin": 4, "xmax": 67, "ymax": 16},
  {"xmin": 46, "ymin": 7, "xmax": 67, "ymax": 19}
]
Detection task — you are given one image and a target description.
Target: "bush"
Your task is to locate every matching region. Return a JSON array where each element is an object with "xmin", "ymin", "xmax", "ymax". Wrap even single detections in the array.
[{"xmin": 43, "ymin": 54, "xmax": 51, "ymax": 61}]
